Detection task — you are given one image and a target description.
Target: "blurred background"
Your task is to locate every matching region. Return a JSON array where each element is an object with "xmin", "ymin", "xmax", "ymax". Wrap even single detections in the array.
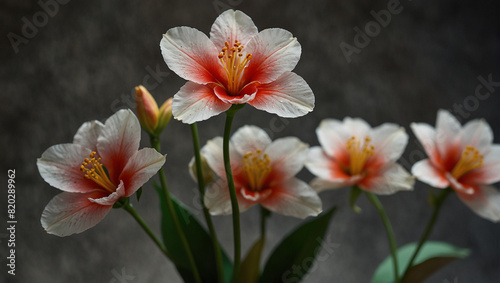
[{"xmin": 2, "ymin": 0, "xmax": 499, "ymax": 282}]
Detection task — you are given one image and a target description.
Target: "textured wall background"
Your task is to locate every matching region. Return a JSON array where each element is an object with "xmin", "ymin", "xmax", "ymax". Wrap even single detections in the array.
[{"xmin": 2, "ymin": 0, "xmax": 499, "ymax": 282}]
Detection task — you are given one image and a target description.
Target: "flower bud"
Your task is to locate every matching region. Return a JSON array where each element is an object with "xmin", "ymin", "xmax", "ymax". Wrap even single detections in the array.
[
  {"xmin": 135, "ymin": 85, "xmax": 159, "ymax": 135},
  {"xmin": 189, "ymin": 155, "xmax": 216, "ymax": 185},
  {"xmin": 155, "ymin": 97, "xmax": 173, "ymax": 136}
]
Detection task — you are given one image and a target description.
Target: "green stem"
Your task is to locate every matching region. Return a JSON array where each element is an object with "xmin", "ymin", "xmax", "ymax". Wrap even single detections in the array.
[
  {"xmin": 402, "ymin": 188, "xmax": 451, "ymax": 280},
  {"xmin": 150, "ymin": 136, "xmax": 202, "ymax": 283},
  {"xmin": 190, "ymin": 123, "xmax": 225, "ymax": 283},
  {"xmin": 365, "ymin": 192, "xmax": 400, "ymax": 283},
  {"xmin": 122, "ymin": 201, "xmax": 171, "ymax": 259},
  {"xmin": 223, "ymin": 104, "xmax": 244, "ymax": 283},
  {"xmin": 260, "ymin": 206, "xmax": 270, "ymax": 243}
]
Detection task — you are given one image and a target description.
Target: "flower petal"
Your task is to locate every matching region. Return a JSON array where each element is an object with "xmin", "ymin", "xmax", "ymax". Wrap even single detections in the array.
[
  {"xmin": 41, "ymin": 191, "xmax": 112, "ymax": 236},
  {"xmin": 73, "ymin": 120, "xmax": 104, "ymax": 152},
  {"xmin": 369, "ymin": 124, "xmax": 408, "ymax": 163},
  {"xmin": 305, "ymin": 147, "xmax": 351, "ymax": 181},
  {"xmin": 37, "ymin": 143, "xmax": 97, "ymax": 193},
  {"xmin": 265, "ymin": 137, "xmax": 308, "ymax": 182},
  {"xmin": 248, "ymin": 72, "xmax": 314, "ymax": 118},
  {"xmin": 161, "ymin": 26, "xmax": 225, "ymax": 85},
  {"xmin": 243, "ymin": 28, "xmax": 301, "ymax": 84},
  {"xmin": 260, "ymin": 178, "xmax": 322, "ymax": 219},
  {"xmin": 435, "ymin": 110, "xmax": 462, "ymax": 168},
  {"xmin": 360, "ymin": 163, "xmax": 414, "ymax": 195},
  {"xmin": 201, "ymin": 137, "xmax": 243, "ymax": 179},
  {"xmin": 214, "ymin": 84, "xmax": 257, "ymax": 104},
  {"xmin": 411, "ymin": 159, "xmax": 449, "ymax": 188},
  {"xmin": 97, "ymin": 109, "xmax": 141, "ymax": 182},
  {"xmin": 461, "ymin": 119, "xmax": 493, "ymax": 154},
  {"xmin": 204, "ymin": 179, "xmax": 255, "ymax": 215},
  {"xmin": 410, "ymin": 122, "xmax": 439, "ymax": 165},
  {"xmin": 89, "ymin": 181, "xmax": 126, "ymax": 205},
  {"xmin": 315, "ymin": 119, "xmax": 351, "ymax": 162},
  {"xmin": 456, "ymin": 184, "xmax": 500, "ymax": 222},
  {"xmin": 119, "ymin": 148, "xmax": 166, "ymax": 197},
  {"xmin": 172, "ymin": 82, "xmax": 231, "ymax": 124},
  {"xmin": 231, "ymin": 125, "xmax": 272, "ymax": 156},
  {"xmin": 209, "ymin": 9, "xmax": 258, "ymax": 49},
  {"xmin": 309, "ymin": 176, "xmax": 361, "ymax": 193}
]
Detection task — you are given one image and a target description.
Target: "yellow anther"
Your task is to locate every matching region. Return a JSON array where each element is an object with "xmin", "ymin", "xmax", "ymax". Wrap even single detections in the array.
[
  {"xmin": 451, "ymin": 146, "xmax": 483, "ymax": 179},
  {"xmin": 218, "ymin": 39, "xmax": 252, "ymax": 95},
  {"xmin": 80, "ymin": 151, "xmax": 116, "ymax": 193},
  {"xmin": 346, "ymin": 136, "xmax": 375, "ymax": 175},
  {"xmin": 243, "ymin": 150, "xmax": 271, "ymax": 191}
]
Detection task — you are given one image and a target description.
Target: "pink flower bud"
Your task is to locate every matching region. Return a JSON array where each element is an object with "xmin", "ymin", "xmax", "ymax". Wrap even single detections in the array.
[{"xmin": 135, "ymin": 85, "xmax": 159, "ymax": 135}]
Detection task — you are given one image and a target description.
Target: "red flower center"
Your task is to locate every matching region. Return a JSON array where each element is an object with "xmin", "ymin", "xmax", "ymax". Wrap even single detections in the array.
[
  {"xmin": 80, "ymin": 152, "xmax": 116, "ymax": 193},
  {"xmin": 345, "ymin": 136, "xmax": 374, "ymax": 176},
  {"xmin": 218, "ymin": 40, "xmax": 252, "ymax": 95},
  {"xmin": 242, "ymin": 149, "xmax": 271, "ymax": 191},
  {"xmin": 451, "ymin": 146, "xmax": 483, "ymax": 180}
]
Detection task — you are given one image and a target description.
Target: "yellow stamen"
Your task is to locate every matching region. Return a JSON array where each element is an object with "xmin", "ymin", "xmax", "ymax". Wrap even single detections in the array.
[
  {"xmin": 80, "ymin": 152, "xmax": 116, "ymax": 193},
  {"xmin": 346, "ymin": 136, "xmax": 375, "ymax": 175},
  {"xmin": 243, "ymin": 150, "xmax": 271, "ymax": 191},
  {"xmin": 451, "ymin": 146, "xmax": 483, "ymax": 179},
  {"xmin": 219, "ymin": 40, "xmax": 252, "ymax": 95}
]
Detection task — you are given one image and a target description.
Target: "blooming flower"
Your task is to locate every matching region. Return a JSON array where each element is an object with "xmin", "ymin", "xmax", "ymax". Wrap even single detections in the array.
[
  {"xmin": 411, "ymin": 110, "xmax": 500, "ymax": 222},
  {"xmin": 200, "ymin": 125, "xmax": 322, "ymax": 219},
  {"xmin": 306, "ymin": 117, "xmax": 414, "ymax": 194},
  {"xmin": 160, "ymin": 9, "xmax": 314, "ymax": 124},
  {"xmin": 37, "ymin": 110, "xmax": 166, "ymax": 236}
]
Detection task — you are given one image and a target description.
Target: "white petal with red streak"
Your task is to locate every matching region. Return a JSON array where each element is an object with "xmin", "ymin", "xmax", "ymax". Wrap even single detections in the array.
[
  {"xmin": 201, "ymin": 137, "xmax": 243, "ymax": 179},
  {"xmin": 411, "ymin": 159, "xmax": 449, "ymax": 188},
  {"xmin": 310, "ymin": 176, "xmax": 361, "ymax": 193},
  {"xmin": 210, "ymin": 9, "xmax": 258, "ymax": 49},
  {"xmin": 462, "ymin": 145, "xmax": 500, "ymax": 185},
  {"xmin": 119, "ymin": 148, "xmax": 166, "ymax": 197},
  {"xmin": 214, "ymin": 85, "xmax": 257, "ymax": 104},
  {"xmin": 89, "ymin": 181, "xmax": 126, "ymax": 205},
  {"xmin": 315, "ymin": 119, "xmax": 352, "ymax": 159},
  {"xmin": 456, "ymin": 184, "xmax": 500, "ymax": 222},
  {"xmin": 265, "ymin": 137, "xmax": 308, "ymax": 182},
  {"xmin": 97, "ymin": 109, "xmax": 141, "ymax": 183},
  {"xmin": 260, "ymin": 178, "xmax": 322, "ymax": 219},
  {"xmin": 244, "ymin": 28, "xmax": 301, "ymax": 84},
  {"xmin": 435, "ymin": 110, "xmax": 461, "ymax": 161},
  {"xmin": 73, "ymin": 120, "xmax": 104, "ymax": 152},
  {"xmin": 161, "ymin": 27, "xmax": 224, "ymax": 85},
  {"xmin": 231, "ymin": 125, "xmax": 272, "ymax": 155},
  {"xmin": 172, "ymin": 82, "xmax": 231, "ymax": 124},
  {"xmin": 360, "ymin": 163, "xmax": 414, "ymax": 195},
  {"xmin": 41, "ymin": 191, "xmax": 113, "ymax": 236},
  {"xmin": 305, "ymin": 147, "xmax": 351, "ymax": 184},
  {"xmin": 37, "ymin": 143, "xmax": 97, "ymax": 193},
  {"xmin": 248, "ymin": 72, "xmax": 314, "ymax": 118}
]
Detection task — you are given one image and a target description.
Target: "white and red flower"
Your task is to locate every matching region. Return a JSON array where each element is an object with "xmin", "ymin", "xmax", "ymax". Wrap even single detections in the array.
[
  {"xmin": 411, "ymin": 110, "xmax": 500, "ymax": 222},
  {"xmin": 160, "ymin": 9, "xmax": 314, "ymax": 124},
  {"xmin": 37, "ymin": 110, "xmax": 166, "ymax": 236},
  {"xmin": 306, "ymin": 117, "xmax": 414, "ymax": 194},
  {"xmin": 200, "ymin": 125, "xmax": 322, "ymax": 219}
]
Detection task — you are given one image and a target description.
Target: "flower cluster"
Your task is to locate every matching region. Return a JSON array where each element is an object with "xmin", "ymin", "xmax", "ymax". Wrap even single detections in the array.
[{"xmin": 36, "ymin": 9, "xmax": 498, "ymax": 283}]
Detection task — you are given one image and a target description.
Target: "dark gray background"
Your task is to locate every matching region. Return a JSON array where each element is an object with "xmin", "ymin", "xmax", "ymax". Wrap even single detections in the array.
[{"xmin": 2, "ymin": 0, "xmax": 499, "ymax": 282}]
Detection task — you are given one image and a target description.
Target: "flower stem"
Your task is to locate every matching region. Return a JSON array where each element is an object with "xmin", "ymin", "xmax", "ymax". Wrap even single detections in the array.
[
  {"xmin": 122, "ymin": 201, "xmax": 171, "ymax": 259},
  {"xmin": 402, "ymin": 188, "xmax": 451, "ymax": 280},
  {"xmin": 365, "ymin": 191, "xmax": 400, "ymax": 283},
  {"xmin": 190, "ymin": 123, "xmax": 225, "ymax": 283},
  {"xmin": 223, "ymin": 104, "xmax": 244, "ymax": 283},
  {"xmin": 150, "ymin": 136, "xmax": 202, "ymax": 283}
]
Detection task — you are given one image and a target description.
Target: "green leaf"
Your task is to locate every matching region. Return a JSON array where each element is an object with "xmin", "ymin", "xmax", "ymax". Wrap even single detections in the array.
[
  {"xmin": 239, "ymin": 237, "xmax": 266, "ymax": 283},
  {"xmin": 371, "ymin": 241, "xmax": 470, "ymax": 283},
  {"xmin": 156, "ymin": 186, "xmax": 233, "ymax": 283},
  {"xmin": 260, "ymin": 207, "xmax": 337, "ymax": 283},
  {"xmin": 136, "ymin": 187, "xmax": 143, "ymax": 202},
  {"xmin": 350, "ymin": 186, "xmax": 363, "ymax": 213}
]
